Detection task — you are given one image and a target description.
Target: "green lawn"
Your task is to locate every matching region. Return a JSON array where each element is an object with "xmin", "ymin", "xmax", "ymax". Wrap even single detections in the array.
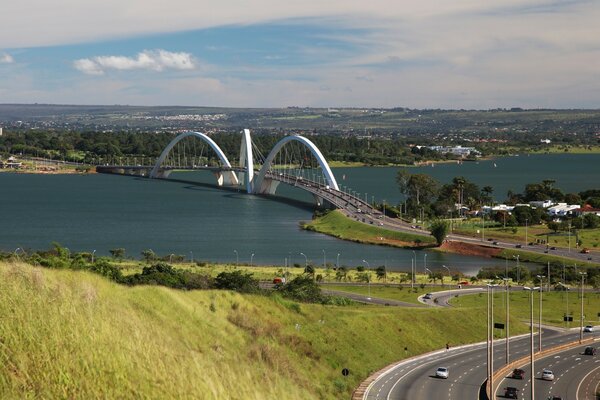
[
  {"xmin": 450, "ymin": 289, "xmax": 600, "ymax": 326},
  {"xmin": 325, "ymin": 284, "xmax": 453, "ymax": 304},
  {"xmin": 303, "ymin": 210, "xmax": 435, "ymax": 248}
]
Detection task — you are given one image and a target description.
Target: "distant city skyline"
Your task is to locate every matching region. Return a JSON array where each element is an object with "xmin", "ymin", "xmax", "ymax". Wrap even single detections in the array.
[{"xmin": 1, "ymin": 1, "xmax": 599, "ymax": 109}]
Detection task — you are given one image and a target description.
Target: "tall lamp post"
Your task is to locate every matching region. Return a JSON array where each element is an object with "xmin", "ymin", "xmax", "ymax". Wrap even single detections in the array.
[
  {"xmin": 189, "ymin": 251, "xmax": 193, "ymax": 264},
  {"xmin": 503, "ymin": 277, "xmax": 510, "ymax": 363},
  {"xmin": 486, "ymin": 283, "xmax": 498, "ymax": 397},
  {"xmin": 322, "ymin": 249, "xmax": 326, "ymax": 270},
  {"xmin": 442, "ymin": 265, "xmax": 450, "ymax": 287},
  {"xmin": 412, "ymin": 250, "xmax": 417, "ymax": 289},
  {"xmin": 250, "ymin": 253, "xmax": 254, "ymax": 267},
  {"xmin": 362, "ymin": 259, "xmax": 371, "ymax": 299},
  {"xmin": 233, "ymin": 249, "xmax": 238, "ymax": 265},
  {"xmin": 513, "ymin": 255, "xmax": 520, "ymax": 283},
  {"xmin": 336, "ymin": 253, "xmax": 340, "ymax": 269},
  {"xmin": 579, "ymin": 272, "xmax": 587, "ymax": 343},
  {"xmin": 91, "ymin": 249, "xmax": 96, "ymax": 263},
  {"xmin": 300, "ymin": 252, "xmax": 307, "ymax": 268},
  {"xmin": 536, "ymin": 275, "xmax": 545, "ymax": 352},
  {"xmin": 423, "ymin": 253, "xmax": 428, "ymax": 274},
  {"xmin": 524, "ymin": 286, "xmax": 540, "ymax": 400}
]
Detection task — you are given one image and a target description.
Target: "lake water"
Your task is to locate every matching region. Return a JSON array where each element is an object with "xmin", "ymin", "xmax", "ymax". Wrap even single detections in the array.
[{"xmin": 1, "ymin": 153, "xmax": 598, "ymax": 275}]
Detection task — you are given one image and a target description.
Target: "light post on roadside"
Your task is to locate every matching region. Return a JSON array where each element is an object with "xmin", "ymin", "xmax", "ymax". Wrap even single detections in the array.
[
  {"xmin": 190, "ymin": 251, "xmax": 193, "ymax": 264},
  {"xmin": 579, "ymin": 272, "xmax": 587, "ymax": 343},
  {"xmin": 442, "ymin": 265, "xmax": 450, "ymax": 286},
  {"xmin": 525, "ymin": 218, "xmax": 529, "ymax": 246},
  {"xmin": 523, "ymin": 285, "xmax": 540, "ymax": 400},
  {"xmin": 536, "ymin": 275, "xmax": 545, "ymax": 352},
  {"xmin": 486, "ymin": 283, "xmax": 499, "ymax": 397},
  {"xmin": 169, "ymin": 253, "xmax": 174, "ymax": 263},
  {"xmin": 92, "ymin": 249, "xmax": 96, "ymax": 263},
  {"xmin": 336, "ymin": 253, "xmax": 340, "ymax": 269},
  {"xmin": 513, "ymin": 255, "xmax": 520, "ymax": 283},
  {"xmin": 233, "ymin": 250, "xmax": 238, "ymax": 265},
  {"xmin": 362, "ymin": 259, "xmax": 371, "ymax": 299},
  {"xmin": 424, "ymin": 253, "xmax": 428, "ymax": 274},
  {"xmin": 322, "ymin": 249, "xmax": 326, "ymax": 270},
  {"xmin": 412, "ymin": 250, "xmax": 417, "ymax": 288},
  {"xmin": 503, "ymin": 277, "xmax": 510, "ymax": 364},
  {"xmin": 250, "ymin": 253, "xmax": 254, "ymax": 267},
  {"xmin": 300, "ymin": 252, "xmax": 307, "ymax": 268}
]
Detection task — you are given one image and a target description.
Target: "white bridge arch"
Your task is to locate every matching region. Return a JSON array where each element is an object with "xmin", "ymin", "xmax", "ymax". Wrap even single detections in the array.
[
  {"xmin": 253, "ymin": 135, "xmax": 339, "ymax": 194},
  {"xmin": 150, "ymin": 131, "xmax": 239, "ymax": 186}
]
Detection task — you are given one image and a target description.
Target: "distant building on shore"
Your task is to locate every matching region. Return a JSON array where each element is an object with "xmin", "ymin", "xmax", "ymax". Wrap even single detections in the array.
[
  {"xmin": 0, "ymin": 127, "xmax": 3, "ymax": 136},
  {"xmin": 427, "ymin": 145, "xmax": 481, "ymax": 158}
]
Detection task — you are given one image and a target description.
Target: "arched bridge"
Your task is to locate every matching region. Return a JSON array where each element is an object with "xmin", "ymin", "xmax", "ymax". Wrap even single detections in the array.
[{"xmin": 96, "ymin": 129, "xmax": 376, "ymax": 212}]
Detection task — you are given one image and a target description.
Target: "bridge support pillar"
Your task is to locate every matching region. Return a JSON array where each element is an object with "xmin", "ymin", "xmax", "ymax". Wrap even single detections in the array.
[
  {"xmin": 154, "ymin": 170, "xmax": 172, "ymax": 179},
  {"xmin": 213, "ymin": 171, "xmax": 239, "ymax": 187},
  {"xmin": 256, "ymin": 177, "xmax": 280, "ymax": 194}
]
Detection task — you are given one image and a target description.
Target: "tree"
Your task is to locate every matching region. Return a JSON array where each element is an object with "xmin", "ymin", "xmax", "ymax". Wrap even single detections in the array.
[
  {"xmin": 375, "ymin": 266, "xmax": 387, "ymax": 282},
  {"xmin": 141, "ymin": 249, "xmax": 156, "ymax": 262},
  {"xmin": 430, "ymin": 220, "xmax": 449, "ymax": 246},
  {"xmin": 214, "ymin": 270, "xmax": 259, "ymax": 293},
  {"xmin": 396, "ymin": 170, "xmax": 439, "ymax": 215},
  {"xmin": 583, "ymin": 213, "xmax": 600, "ymax": 229},
  {"xmin": 109, "ymin": 248, "xmax": 125, "ymax": 260}
]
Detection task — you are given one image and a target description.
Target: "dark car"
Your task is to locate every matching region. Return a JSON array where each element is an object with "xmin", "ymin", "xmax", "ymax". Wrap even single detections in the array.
[
  {"xmin": 516, "ymin": 244, "xmax": 522, "ymax": 248},
  {"xmin": 584, "ymin": 346, "xmax": 597, "ymax": 355},
  {"xmin": 511, "ymin": 368, "xmax": 525, "ymax": 379},
  {"xmin": 493, "ymin": 241, "xmax": 499, "ymax": 245},
  {"xmin": 550, "ymin": 246, "xmax": 557, "ymax": 250},
  {"xmin": 504, "ymin": 387, "xmax": 519, "ymax": 399}
]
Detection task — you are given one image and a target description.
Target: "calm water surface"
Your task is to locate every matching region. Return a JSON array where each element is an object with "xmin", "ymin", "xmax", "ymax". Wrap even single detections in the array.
[{"xmin": 2, "ymin": 153, "xmax": 597, "ymax": 275}]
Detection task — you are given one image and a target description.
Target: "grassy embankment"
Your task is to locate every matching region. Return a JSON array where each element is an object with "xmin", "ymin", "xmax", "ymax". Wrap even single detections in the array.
[
  {"xmin": 451, "ymin": 289, "xmax": 600, "ymax": 326},
  {"xmin": 1, "ymin": 260, "xmax": 526, "ymax": 399},
  {"xmin": 302, "ymin": 210, "xmax": 435, "ymax": 248}
]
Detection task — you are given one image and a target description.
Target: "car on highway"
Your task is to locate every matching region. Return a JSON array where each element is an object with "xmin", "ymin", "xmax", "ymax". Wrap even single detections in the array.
[
  {"xmin": 423, "ymin": 293, "xmax": 433, "ymax": 300},
  {"xmin": 511, "ymin": 368, "xmax": 525, "ymax": 379},
  {"xmin": 541, "ymin": 369, "xmax": 554, "ymax": 381},
  {"xmin": 504, "ymin": 386, "xmax": 519, "ymax": 399},
  {"xmin": 435, "ymin": 367, "xmax": 449, "ymax": 379},
  {"xmin": 581, "ymin": 248, "xmax": 590, "ymax": 254},
  {"xmin": 547, "ymin": 396, "xmax": 562, "ymax": 400},
  {"xmin": 515, "ymin": 244, "xmax": 522, "ymax": 248},
  {"xmin": 550, "ymin": 246, "xmax": 557, "ymax": 250},
  {"xmin": 584, "ymin": 346, "xmax": 597, "ymax": 355},
  {"xmin": 584, "ymin": 325, "xmax": 594, "ymax": 332}
]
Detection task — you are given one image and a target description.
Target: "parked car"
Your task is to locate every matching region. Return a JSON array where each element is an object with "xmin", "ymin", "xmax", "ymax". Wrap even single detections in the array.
[
  {"xmin": 541, "ymin": 369, "xmax": 554, "ymax": 381},
  {"xmin": 511, "ymin": 368, "xmax": 525, "ymax": 379},
  {"xmin": 435, "ymin": 367, "xmax": 449, "ymax": 379},
  {"xmin": 504, "ymin": 387, "xmax": 519, "ymax": 399},
  {"xmin": 584, "ymin": 346, "xmax": 597, "ymax": 355},
  {"xmin": 584, "ymin": 325, "xmax": 594, "ymax": 332}
]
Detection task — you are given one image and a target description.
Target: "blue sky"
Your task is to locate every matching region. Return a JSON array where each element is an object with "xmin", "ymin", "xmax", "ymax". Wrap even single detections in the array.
[{"xmin": 1, "ymin": 1, "xmax": 599, "ymax": 108}]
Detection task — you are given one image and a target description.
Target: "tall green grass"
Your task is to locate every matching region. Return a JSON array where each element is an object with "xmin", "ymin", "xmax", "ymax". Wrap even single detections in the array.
[{"xmin": 1, "ymin": 260, "xmax": 525, "ymax": 399}]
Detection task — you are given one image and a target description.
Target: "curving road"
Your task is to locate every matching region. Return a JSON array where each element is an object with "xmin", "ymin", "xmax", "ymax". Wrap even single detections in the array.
[
  {"xmin": 493, "ymin": 338, "xmax": 600, "ymax": 400},
  {"xmin": 362, "ymin": 329, "xmax": 599, "ymax": 400}
]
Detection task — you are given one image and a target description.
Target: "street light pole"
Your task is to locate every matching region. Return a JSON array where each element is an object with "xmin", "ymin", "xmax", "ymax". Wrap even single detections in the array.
[
  {"xmin": 300, "ymin": 252, "xmax": 307, "ymax": 268},
  {"xmin": 250, "ymin": 253, "xmax": 254, "ymax": 267},
  {"xmin": 412, "ymin": 250, "xmax": 417, "ymax": 288},
  {"xmin": 579, "ymin": 272, "xmax": 587, "ymax": 343},
  {"xmin": 362, "ymin": 259, "xmax": 371, "ymax": 299},
  {"xmin": 442, "ymin": 265, "xmax": 450, "ymax": 286},
  {"xmin": 513, "ymin": 255, "xmax": 520, "ymax": 283},
  {"xmin": 536, "ymin": 275, "xmax": 545, "ymax": 352},
  {"xmin": 524, "ymin": 286, "xmax": 540, "ymax": 400},
  {"xmin": 190, "ymin": 251, "xmax": 193, "ymax": 264},
  {"xmin": 92, "ymin": 249, "xmax": 96, "ymax": 263},
  {"xmin": 503, "ymin": 277, "xmax": 510, "ymax": 364},
  {"xmin": 336, "ymin": 253, "xmax": 340, "ymax": 269},
  {"xmin": 424, "ymin": 253, "xmax": 427, "ymax": 274},
  {"xmin": 234, "ymin": 249, "xmax": 238, "ymax": 265},
  {"xmin": 322, "ymin": 249, "xmax": 326, "ymax": 270},
  {"xmin": 525, "ymin": 218, "xmax": 528, "ymax": 246}
]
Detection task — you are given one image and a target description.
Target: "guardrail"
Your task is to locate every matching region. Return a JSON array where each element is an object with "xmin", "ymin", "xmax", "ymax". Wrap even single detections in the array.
[{"xmin": 486, "ymin": 337, "xmax": 596, "ymax": 399}]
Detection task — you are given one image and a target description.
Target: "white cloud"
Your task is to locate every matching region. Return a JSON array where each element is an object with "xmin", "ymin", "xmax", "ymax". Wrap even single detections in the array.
[
  {"xmin": 74, "ymin": 50, "xmax": 195, "ymax": 75},
  {"xmin": 0, "ymin": 52, "xmax": 14, "ymax": 64}
]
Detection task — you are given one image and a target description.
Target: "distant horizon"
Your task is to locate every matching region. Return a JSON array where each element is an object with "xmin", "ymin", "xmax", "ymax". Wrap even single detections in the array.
[
  {"xmin": 1, "ymin": 1, "xmax": 599, "ymax": 109},
  {"xmin": 2, "ymin": 103, "xmax": 600, "ymax": 112}
]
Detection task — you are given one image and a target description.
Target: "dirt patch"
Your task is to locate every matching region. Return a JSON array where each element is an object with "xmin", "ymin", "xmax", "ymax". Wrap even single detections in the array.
[{"xmin": 439, "ymin": 241, "xmax": 503, "ymax": 258}]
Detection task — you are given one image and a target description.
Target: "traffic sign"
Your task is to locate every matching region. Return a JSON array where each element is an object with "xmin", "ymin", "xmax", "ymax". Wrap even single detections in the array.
[{"xmin": 342, "ymin": 368, "xmax": 349, "ymax": 376}]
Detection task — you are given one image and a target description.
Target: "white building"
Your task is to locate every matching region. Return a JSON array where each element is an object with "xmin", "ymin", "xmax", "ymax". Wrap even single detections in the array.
[
  {"xmin": 547, "ymin": 203, "xmax": 580, "ymax": 217},
  {"xmin": 529, "ymin": 200, "xmax": 554, "ymax": 208}
]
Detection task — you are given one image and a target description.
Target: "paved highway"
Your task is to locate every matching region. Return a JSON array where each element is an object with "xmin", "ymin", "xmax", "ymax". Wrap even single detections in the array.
[
  {"xmin": 362, "ymin": 329, "xmax": 599, "ymax": 400},
  {"xmin": 493, "ymin": 338, "xmax": 600, "ymax": 400}
]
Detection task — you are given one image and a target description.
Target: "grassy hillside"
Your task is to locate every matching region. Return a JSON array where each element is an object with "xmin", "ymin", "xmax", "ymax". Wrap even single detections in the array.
[{"xmin": 0, "ymin": 260, "xmax": 524, "ymax": 399}]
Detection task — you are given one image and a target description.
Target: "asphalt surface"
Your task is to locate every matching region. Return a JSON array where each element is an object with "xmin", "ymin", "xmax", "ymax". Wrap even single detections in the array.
[
  {"xmin": 363, "ymin": 328, "xmax": 600, "ymax": 400},
  {"xmin": 493, "ymin": 337, "xmax": 600, "ymax": 400},
  {"xmin": 321, "ymin": 289, "xmax": 422, "ymax": 307}
]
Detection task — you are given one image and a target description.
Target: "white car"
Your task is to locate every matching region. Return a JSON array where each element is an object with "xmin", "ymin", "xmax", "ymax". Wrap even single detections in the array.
[
  {"xmin": 435, "ymin": 367, "xmax": 449, "ymax": 379},
  {"xmin": 541, "ymin": 369, "xmax": 554, "ymax": 381},
  {"xmin": 584, "ymin": 325, "xmax": 594, "ymax": 332}
]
